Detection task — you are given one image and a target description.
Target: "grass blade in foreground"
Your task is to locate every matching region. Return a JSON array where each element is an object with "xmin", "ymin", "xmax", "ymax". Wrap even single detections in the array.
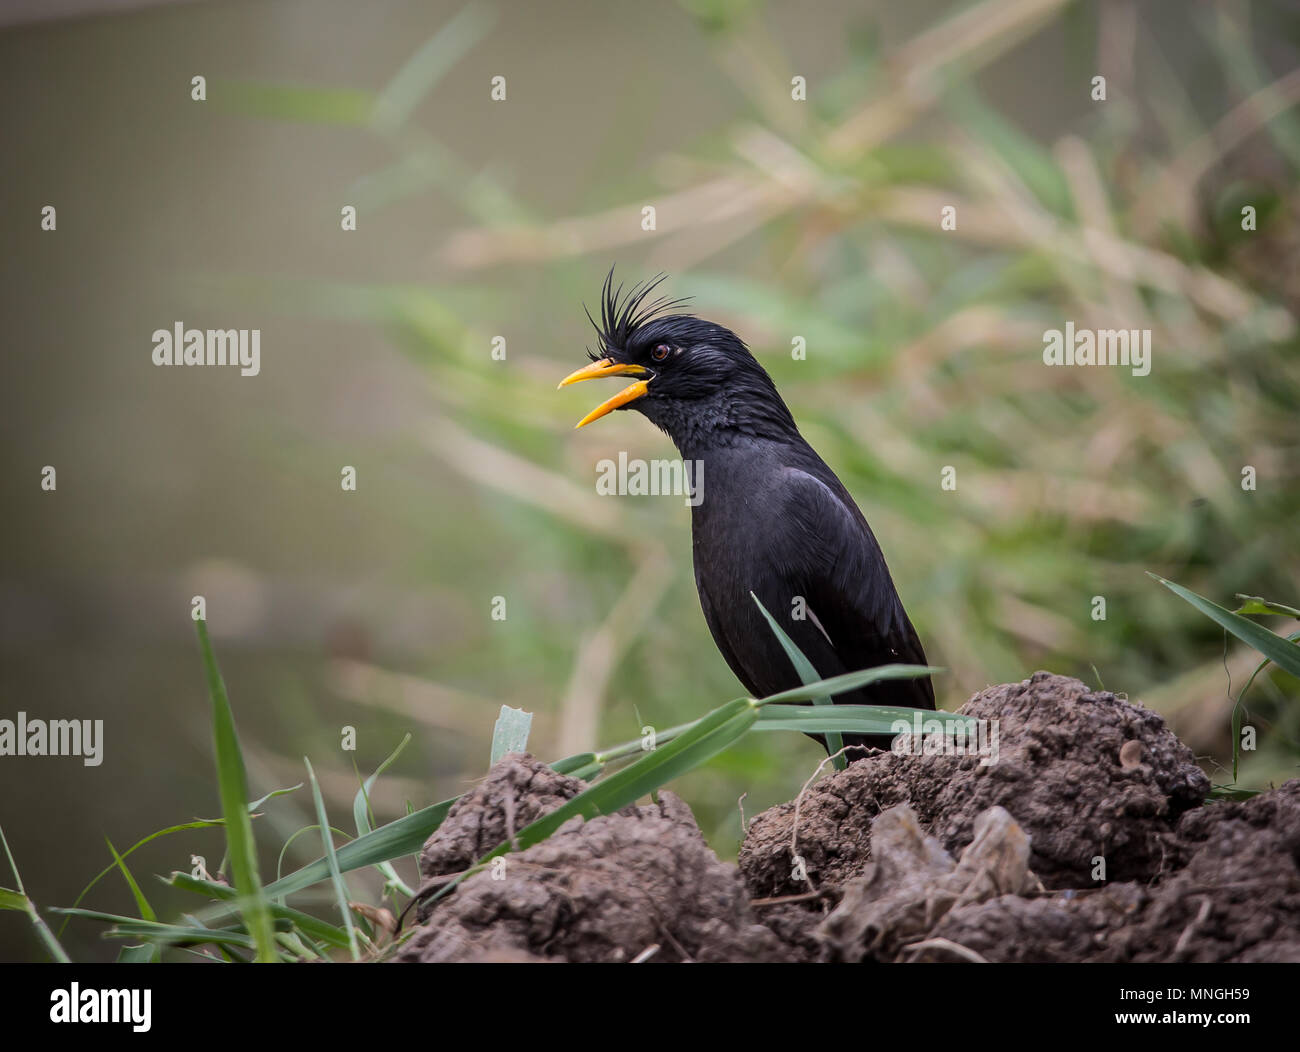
[
  {"xmin": 756, "ymin": 704, "xmax": 974, "ymax": 737},
  {"xmin": 53, "ymin": 908, "xmax": 259, "ymax": 950},
  {"xmin": 1152, "ymin": 574, "xmax": 1300, "ymax": 784},
  {"xmin": 758, "ymin": 664, "xmax": 942, "ymax": 705},
  {"xmin": 353, "ymin": 734, "xmax": 415, "ymax": 899},
  {"xmin": 1234, "ymin": 594, "xmax": 1300, "ymax": 619},
  {"xmin": 1149, "ymin": 574, "xmax": 1300, "ymax": 678},
  {"xmin": 195, "ymin": 618, "xmax": 277, "ymax": 962},
  {"xmin": 1232, "ymin": 629, "xmax": 1300, "ymax": 779},
  {"xmin": 751, "ymin": 592, "xmax": 846, "ymax": 770},
  {"xmin": 305, "ymin": 758, "xmax": 360, "ymax": 960},
  {"xmin": 263, "ymin": 797, "xmax": 455, "ymax": 902},
  {"xmin": 167, "ymin": 873, "xmax": 353, "ymax": 950},
  {"xmin": 490, "ymin": 705, "xmax": 533, "ymax": 765},
  {"xmin": 106, "ymin": 839, "xmax": 161, "ymax": 962},
  {"xmin": 0, "ymin": 823, "xmax": 70, "ymax": 963}
]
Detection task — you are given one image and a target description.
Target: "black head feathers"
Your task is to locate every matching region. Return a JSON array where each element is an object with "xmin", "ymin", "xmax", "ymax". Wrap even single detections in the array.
[{"xmin": 584, "ymin": 268, "xmax": 693, "ymax": 361}]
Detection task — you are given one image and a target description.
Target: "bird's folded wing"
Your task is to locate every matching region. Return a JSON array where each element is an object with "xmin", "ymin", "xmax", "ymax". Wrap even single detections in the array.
[{"xmin": 772, "ymin": 467, "xmax": 935, "ymax": 707}]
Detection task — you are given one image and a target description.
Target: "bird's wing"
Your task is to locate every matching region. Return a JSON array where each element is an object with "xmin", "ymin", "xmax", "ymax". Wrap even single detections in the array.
[
  {"xmin": 770, "ymin": 467, "xmax": 935, "ymax": 708},
  {"xmin": 694, "ymin": 570, "xmax": 759, "ymax": 694}
]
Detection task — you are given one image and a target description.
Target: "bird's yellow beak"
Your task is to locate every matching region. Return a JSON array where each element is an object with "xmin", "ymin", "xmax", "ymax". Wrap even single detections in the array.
[{"xmin": 557, "ymin": 358, "xmax": 652, "ymax": 428}]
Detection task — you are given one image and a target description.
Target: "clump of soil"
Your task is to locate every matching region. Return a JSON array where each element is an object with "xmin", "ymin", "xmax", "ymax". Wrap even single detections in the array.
[
  {"xmin": 818, "ymin": 803, "xmax": 1042, "ymax": 962},
  {"xmin": 394, "ymin": 673, "xmax": 1300, "ymax": 963},
  {"xmin": 740, "ymin": 671, "xmax": 1210, "ymax": 895},
  {"xmin": 927, "ymin": 780, "xmax": 1300, "ymax": 963},
  {"xmin": 414, "ymin": 757, "xmax": 586, "ymax": 923},
  {"xmin": 397, "ymin": 754, "xmax": 788, "ymax": 963}
]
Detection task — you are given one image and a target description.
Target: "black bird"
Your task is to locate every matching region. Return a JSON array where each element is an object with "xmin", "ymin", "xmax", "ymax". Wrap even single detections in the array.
[{"xmin": 558, "ymin": 272, "xmax": 934, "ymax": 754}]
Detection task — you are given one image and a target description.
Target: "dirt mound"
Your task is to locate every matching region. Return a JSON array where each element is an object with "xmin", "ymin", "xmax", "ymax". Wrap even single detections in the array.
[
  {"xmin": 929, "ymin": 781, "xmax": 1300, "ymax": 963},
  {"xmin": 393, "ymin": 674, "xmax": 1300, "ymax": 963},
  {"xmin": 739, "ymin": 671, "xmax": 1210, "ymax": 896},
  {"xmin": 397, "ymin": 754, "xmax": 788, "ymax": 963}
]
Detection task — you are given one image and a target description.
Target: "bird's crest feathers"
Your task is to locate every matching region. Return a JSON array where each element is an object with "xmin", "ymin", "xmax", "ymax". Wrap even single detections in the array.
[{"xmin": 584, "ymin": 268, "xmax": 693, "ymax": 361}]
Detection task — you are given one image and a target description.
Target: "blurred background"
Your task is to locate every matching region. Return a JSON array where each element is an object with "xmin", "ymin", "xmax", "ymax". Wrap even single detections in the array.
[{"xmin": 1, "ymin": 0, "xmax": 1298, "ymax": 961}]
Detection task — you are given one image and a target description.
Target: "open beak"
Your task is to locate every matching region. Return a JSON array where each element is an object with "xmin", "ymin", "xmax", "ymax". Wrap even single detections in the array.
[{"xmin": 557, "ymin": 358, "xmax": 652, "ymax": 429}]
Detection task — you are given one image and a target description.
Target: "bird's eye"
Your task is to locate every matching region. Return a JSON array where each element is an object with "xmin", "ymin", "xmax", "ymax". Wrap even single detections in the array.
[{"xmin": 652, "ymin": 344, "xmax": 671, "ymax": 362}]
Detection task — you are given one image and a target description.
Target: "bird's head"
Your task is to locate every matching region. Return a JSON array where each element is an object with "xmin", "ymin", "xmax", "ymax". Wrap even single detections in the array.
[{"xmin": 558, "ymin": 270, "xmax": 797, "ymax": 448}]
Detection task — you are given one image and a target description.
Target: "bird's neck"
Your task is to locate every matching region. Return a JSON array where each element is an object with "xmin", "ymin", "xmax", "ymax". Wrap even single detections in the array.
[{"xmin": 642, "ymin": 385, "xmax": 802, "ymax": 463}]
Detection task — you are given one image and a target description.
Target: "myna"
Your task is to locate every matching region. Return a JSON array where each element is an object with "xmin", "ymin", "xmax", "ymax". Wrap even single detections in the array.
[{"xmin": 559, "ymin": 272, "xmax": 935, "ymax": 753}]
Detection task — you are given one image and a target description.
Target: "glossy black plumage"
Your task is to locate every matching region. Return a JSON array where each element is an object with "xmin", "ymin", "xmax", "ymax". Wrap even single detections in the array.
[{"xmin": 571, "ymin": 273, "xmax": 935, "ymax": 754}]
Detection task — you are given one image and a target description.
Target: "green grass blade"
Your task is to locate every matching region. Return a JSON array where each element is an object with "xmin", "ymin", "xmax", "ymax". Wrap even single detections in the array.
[
  {"xmin": 757, "ymin": 664, "xmax": 943, "ymax": 706},
  {"xmin": 1232, "ymin": 688, "xmax": 1244, "ymax": 784},
  {"xmin": 248, "ymin": 784, "xmax": 303, "ymax": 812},
  {"xmin": 102, "ymin": 927, "xmax": 256, "ymax": 948},
  {"xmin": 275, "ymin": 824, "xmax": 352, "ymax": 888},
  {"xmin": 1150, "ymin": 574, "xmax": 1300, "ymax": 677},
  {"xmin": 1231, "ymin": 628, "xmax": 1300, "ymax": 781},
  {"xmin": 52, "ymin": 907, "xmax": 260, "ymax": 948},
  {"xmin": 105, "ymin": 839, "xmax": 156, "ymax": 923},
  {"xmin": 1233, "ymin": 594, "xmax": 1300, "ymax": 619},
  {"xmin": 490, "ymin": 705, "xmax": 533, "ymax": 765},
  {"xmin": 0, "ymin": 823, "xmax": 70, "ymax": 962},
  {"xmin": 265, "ymin": 796, "xmax": 455, "ymax": 902},
  {"xmin": 558, "ymin": 759, "xmax": 604, "ymax": 781},
  {"xmin": 352, "ymin": 735, "xmax": 416, "ymax": 899},
  {"xmin": 166, "ymin": 873, "xmax": 353, "ymax": 950},
  {"xmin": 63, "ymin": 786, "xmax": 284, "ymax": 935},
  {"xmin": 53, "ymin": 908, "xmax": 263, "ymax": 951},
  {"xmin": 195, "ymin": 618, "xmax": 277, "ymax": 962},
  {"xmin": 755, "ymin": 704, "xmax": 974, "ymax": 736},
  {"xmin": 304, "ymin": 757, "xmax": 360, "ymax": 960},
  {"xmin": 116, "ymin": 944, "xmax": 156, "ymax": 963},
  {"xmin": 352, "ymin": 735, "xmax": 411, "ymax": 838},
  {"xmin": 549, "ymin": 751, "xmax": 601, "ymax": 774},
  {"xmin": 751, "ymin": 592, "xmax": 847, "ymax": 769},
  {"xmin": 106, "ymin": 840, "xmax": 162, "ymax": 959}
]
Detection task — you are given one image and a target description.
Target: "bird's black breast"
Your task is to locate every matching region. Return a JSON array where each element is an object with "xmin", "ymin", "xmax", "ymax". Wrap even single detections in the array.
[{"xmin": 689, "ymin": 441, "xmax": 934, "ymax": 749}]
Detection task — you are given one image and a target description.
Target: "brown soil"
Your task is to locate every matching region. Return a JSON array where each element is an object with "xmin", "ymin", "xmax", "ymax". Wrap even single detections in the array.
[
  {"xmin": 394, "ymin": 672, "xmax": 1300, "ymax": 963},
  {"xmin": 397, "ymin": 760, "xmax": 784, "ymax": 962}
]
